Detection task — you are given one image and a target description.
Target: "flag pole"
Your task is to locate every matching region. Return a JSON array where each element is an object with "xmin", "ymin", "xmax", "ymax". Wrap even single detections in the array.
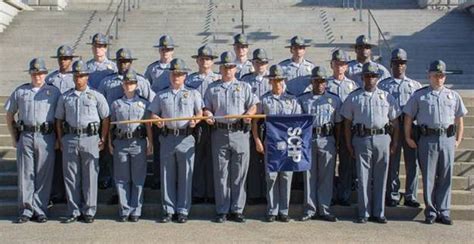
[{"xmin": 110, "ymin": 114, "xmax": 267, "ymax": 125}]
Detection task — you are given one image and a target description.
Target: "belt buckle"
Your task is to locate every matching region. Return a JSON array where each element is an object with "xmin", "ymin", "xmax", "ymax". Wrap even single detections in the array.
[
  {"xmin": 173, "ymin": 128, "xmax": 180, "ymax": 136},
  {"xmin": 126, "ymin": 131, "xmax": 133, "ymax": 139},
  {"xmin": 227, "ymin": 123, "xmax": 232, "ymax": 130},
  {"xmin": 76, "ymin": 127, "xmax": 83, "ymax": 135},
  {"xmin": 35, "ymin": 125, "xmax": 41, "ymax": 133},
  {"xmin": 370, "ymin": 129, "xmax": 377, "ymax": 135}
]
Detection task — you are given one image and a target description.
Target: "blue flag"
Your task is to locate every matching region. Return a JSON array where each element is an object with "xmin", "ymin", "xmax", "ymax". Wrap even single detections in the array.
[{"xmin": 264, "ymin": 114, "xmax": 313, "ymax": 172}]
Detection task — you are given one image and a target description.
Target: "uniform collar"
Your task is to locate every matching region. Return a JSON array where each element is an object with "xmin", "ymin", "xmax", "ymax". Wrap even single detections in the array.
[
  {"xmin": 221, "ymin": 79, "xmax": 237, "ymax": 88},
  {"xmin": 73, "ymin": 86, "xmax": 90, "ymax": 96}
]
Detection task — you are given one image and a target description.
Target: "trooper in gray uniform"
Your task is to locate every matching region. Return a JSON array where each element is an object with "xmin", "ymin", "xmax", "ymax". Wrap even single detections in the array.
[
  {"xmin": 145, "ymin": 34, "xmax": 176, "ymax": 190},
  {"xmin": 253, "ymin": 64, "xmax": 301, "ymax": 222},
  {"xmin": 186, "ymin": 45, "xmax": 220, "ymax": 204},
  {"xmin": 279, "ymin": 36, "xmax": 315, "ymax": 190},
  {"xmin": 99, "ymin": 49, "xmax": 150, "ymax": 194},
  {"xmin": 145, "ymin": 34, "xmax": 176, "ymax": 93},
  {"xmin": 347, "ymin": 35, "xmax": 390, "ymax": 88},
  {"xmin": 98, "ymin": 48, "xmax": 154, "ymax": 105},
  {"xmin": 242, "ymin": 48, "xmax": 272, "ymax": 204},
  {"xmin": 46, "ymin": 45, "xmax": 78, "ymax": 93},
  {"xmin": 279, "ymin": 36, "xmax": 315, "ymax": 81},
  {"xmin": 378, "ymin": 48, "xmax": 422, "ymax": 208},
  {"xmin": 109, "ymin": 70, "xmax": 153, "ymax": 223},
  {"xmin": 340, "ymin": 62, "xmax": 400, "ymax": 224},
  {"xmin": 46, "ymin": 45, "xmax": 79, "ymax": 205},
  {"xmin": 86, "ymin": 33, "xmax": 117, "ymax": 89},
  {"xmin": 403, "ymin": 60, "xmax": 467, "ymax": 225},
  {"xmin": 299, "ymin": 67, "xmax": 342, "ymax": 222},
  {"xmin": 327, "ymin": 49, "xmax": 359, "ymax": 206},
  {"xmin": 55, "ymin": 60, "xmax": 110, "ymax": 224},
  {"xmin": 203, "ymin": 51, "xmax": 258, "ymax": 223},
  {"xmin": 232, "ymin": 33, "xmax": 254, "ymax": 79},
  {"xmin": 149, "ymin": 58, "xmax": 203, "ymax": 224},
  {"xmin": 6, "ymin": 58, "xmax": 60, "ymax": 224}
]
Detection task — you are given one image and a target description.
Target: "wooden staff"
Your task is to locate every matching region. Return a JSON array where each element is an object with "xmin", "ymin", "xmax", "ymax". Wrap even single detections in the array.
[{"xmin": 110, "ymin": 114, "xmax": 267, "ymax": 125}]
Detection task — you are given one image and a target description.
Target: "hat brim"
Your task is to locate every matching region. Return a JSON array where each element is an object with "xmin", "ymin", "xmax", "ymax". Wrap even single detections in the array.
[
  {"xmin": 153, "ymin": 45, "xmax": 178, "ymax": 48},
  {"xmin": 285, "ymin": 44, "xmax": 310, "ymax": 48},
  {"xmin": 362, "ymin": 72, "xmax": 380, "ymax": 77},
  {"xmin": 68, "ymin": 71, "xmax": 91, "ymax": 75},
  {"xmin": 311, "ymin": 77, "xmax": 328, "ymax": 81},
  {"xmin": 428, "ymin": 70, "xmax": 447, "ymax": 74},
  {"xmin": 25, "ymin": 70, "xmax": 48, "ymax": 74},
  {"xmin": 231, "ymin": 43, "xmax": 250, "ymax": 46},
  {"xmin": 251, "ymin": 58, "xmax": 271, "ymax": 62},
  {"xmin": 215, "ymin": 62, "xmax": 237, "ymax": 66},
  {"xmin": 191, "ymin": 54, "xmax": 218, "ymax": 59},
  {"xmin": 50, "ymin": 55, "xmax": 79, "ymax": 59},
  {"xmin": 169, "ymin": 69, "xmax": 191, "ymax": 73},
  {"xmin": 111, "ymin": 58, "xmax": 138, "ymax": 61},
  {"xmin": 353, "ymin": 43, "xmax": 375, "ymax": 48},
  {"xmin": 265, "ymin": 75, "xmax": 286, "ymax": 80},
  {"xmin": 87, "ymin": 42, "xmax": 111, "ymax": 45}
]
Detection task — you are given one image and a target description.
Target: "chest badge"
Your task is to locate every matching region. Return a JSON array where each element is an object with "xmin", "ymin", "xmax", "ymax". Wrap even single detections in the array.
[
  {"xmin": 447, "ymin": 93, "xmax": 454, "ymax": 100},
  {"xmin": 327, "ymin": 98, "xmax": 333, "ymax": 104},
  {"xmin": 183, "ymin": 92, "xmax": 189, "ymax": 99},
  {"xmin": 379, "ymin": 93, "xmax": 385, "ymax": 100}
]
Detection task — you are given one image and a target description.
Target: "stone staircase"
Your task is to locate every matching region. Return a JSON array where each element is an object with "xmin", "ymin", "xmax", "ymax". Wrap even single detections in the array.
[{"xmin": 0, "ymin": 0, "xmax": 472, "ymax": 219}]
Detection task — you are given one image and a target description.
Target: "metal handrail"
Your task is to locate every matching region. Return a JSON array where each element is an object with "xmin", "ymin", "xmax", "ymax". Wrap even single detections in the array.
[
  {"xmin": 367, "ymin": 9, "xmax": 392, "ymax": 61},
  {"xmin": 104, "ymin": 0, "xmax": 140, "ymax": 40},
  {"xmin": 105, "ymin": 0, "xmax": 124, "ymax": 40}
]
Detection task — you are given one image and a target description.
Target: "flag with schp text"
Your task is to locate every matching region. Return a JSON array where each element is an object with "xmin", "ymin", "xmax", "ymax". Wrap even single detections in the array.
[{"xmin": 264, "ymin": 115, "xmax": 313, "ymax": 172}]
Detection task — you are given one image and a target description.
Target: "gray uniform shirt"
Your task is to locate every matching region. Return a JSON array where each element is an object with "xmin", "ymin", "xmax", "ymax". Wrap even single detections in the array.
[
  {"xmin": 326, "ymin": 76, "xmax": 359, "ymax": 102},
  {"xmin": 204, "ymin": 79, "xmax": 259, "ymax": 123},
  {"xmin": 148, "ymin": 86, "xmax": 202, "ymax": 129},
  {"xmin": 5, "ymin": 83, "xmax": 61, "ymax": 125},
  {"xmin": 235, "ymin": 59, "xmax": 254, "ymax": 80},
  {"xmin": 346, "ymin": 60, "xmax": 390, "ymax": 88},
  {"xmin": 278, "ymin": 58, "xmax": 315, "ymax": 81},
  {"xmin": 185, "ymin": 71, "xmax": 220, "ymax": 96},
  {"xmin": 299, "ymin": 91, "xmax": 343, "ymax": 127},
  {"xmin": 98, "ymin": 73, "xmax": 155, "ymax": 105},
  {"xmin": 55, "ymin": 87, "xmax": 110, "ymax": 128},
  {"xmin": 111, "ymin": 95, "xmax": 150, "ymax": 133},
  {"xmin": 258, "ymin": 91, "xmax": 301, "ymax": 115},
  {"xmin": 45, "ymin": 70, "xmax": 75, "ymax": 94},
  {"xmin": 403, "ymin": 86, "xmax": 468, "ymax": 128},
  {"xmin": 340, "ymin": 88, "xmax": 400, "ymax": 129},
  {"xmin": 378, "ymin": 76, "xmax": 422, "ymax": 109},
  {"xmin": 241, "ymin": 72, "xmax": 272, "ymax": 99},
  {"xmin": 86, "ymin": 58, "xmax": 118, "ymax": 89},
  {"xmin": 144, "ymin": 61, "xmax": 171, "ymax": 93}
]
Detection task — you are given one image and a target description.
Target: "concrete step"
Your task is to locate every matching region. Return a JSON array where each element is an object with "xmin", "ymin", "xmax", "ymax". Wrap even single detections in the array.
[
  {"xmin": 399, "ymin": 162, "xmax": 474, "ymax": 177},
  {"xmin": 0, "ymin": 186, "xmax": 472, "ymax": 205},
  {"xmin": 0, "ymin": 201, "xmax": 472, "ymax": 220}
]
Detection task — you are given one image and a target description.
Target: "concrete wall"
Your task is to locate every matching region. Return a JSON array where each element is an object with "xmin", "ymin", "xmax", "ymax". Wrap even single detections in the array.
[
  {"xmin": 23, "ymin": 0, "xmax": 68, "ymax": 10},
  {"xmin": 0, "ymin": 0, "xmax": 33, "ymax": 32},
  {"xmin": 418, "ymin": 0, "xmax": 462, "ymax": 8}
]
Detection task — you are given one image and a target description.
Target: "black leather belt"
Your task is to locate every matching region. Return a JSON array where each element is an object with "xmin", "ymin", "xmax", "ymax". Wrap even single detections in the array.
[
  {"xmin": 19, "ymin": 122, "xmax": 54, "ymax": 134},
  {"xmin": 215, "ymin": 122, "xmax": 244, "ymax": 131},
  {"xmin": 313, "ymin": 123, "xmax": 334, "ymax": 136},
  {"xmin": 363, "ymin": 128, "xmax": 386, "ymax": 136},
  {"xmin": 162, "ymin": 127, "xmax": 193, "ymax": 137},
  {"xmin": 64, "ymin": 122, "xmax": 100, "ymax": 136},
  {"xmin": 114, "ymin": 128, "xmax": 146, "ymax": 139}
]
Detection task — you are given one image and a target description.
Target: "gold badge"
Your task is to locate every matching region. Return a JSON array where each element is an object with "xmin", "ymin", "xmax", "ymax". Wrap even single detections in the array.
[
  {"xmin": 447, "ymin": 93, "xmax": 453, "ymax": 100},
  {"xmin": 408, "ymin": 82, "xmax": 413, "ymax": 88},
  {"xmin": 34, "ymin": 63, "xmax": 40, "ymax": 69},
  {"xmin": 235, "ymin": 86, "xmax": 241, "ymax": 92},
  {"xmin": 224, "ymin": 55, "xmax": 231, "ymax": 63},
  {"xmin": 379, "ymin": 93, "xmax": 384, "ymax": 99},
  {"xmin": 286, "ymin": 100, "xmax": 291, "ymax": 105},
  {"xmin": 183, "ymin": 92, "xmax": 189, "ymax": 98},
  {"xmin": 107, "ymin": 64, "xmax": 113, "ymax": 70},
  {"xmin": 138, "ymin": 101, "xmax": 144, "ymax": 108},
  {"xmin": 306, "ymin": 66, "xmax": 311, "ymax": 73},
  {"xmin": 348, "ymin": 83, "xmax": 353, "ymax": 90},
  {"xmin": 60, "ymin": 48, "xmax": 66, "ymax": 55},
  {"xmin": 121, "ymin": 51, "xmax": 126, "ymax": 58},
  {"xmin": 162, "ymin": 40, "xmax": 168, "ymax": 46},
  {"xmin": 437, "ymin": 64, "xmax": 443, "ymax": 71}
]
